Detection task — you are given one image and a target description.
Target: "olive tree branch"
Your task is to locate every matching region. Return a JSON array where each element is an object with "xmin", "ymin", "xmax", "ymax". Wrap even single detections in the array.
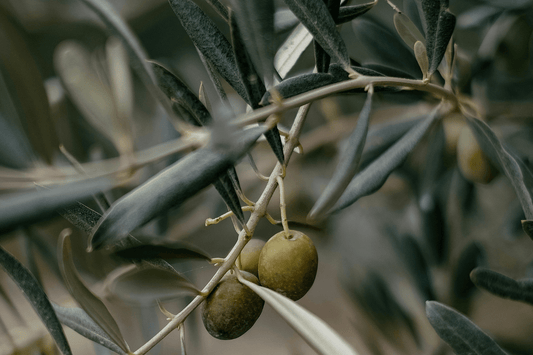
[{"xmin": 133, "ymin": 103, "xmax": 312, "ymax": 355}]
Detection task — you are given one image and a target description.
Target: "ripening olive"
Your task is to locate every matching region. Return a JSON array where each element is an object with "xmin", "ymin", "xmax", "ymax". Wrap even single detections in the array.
[
  {"xmin": 457, "ymin": 126, "xmax": 497, "ymax": 184},
  {"xmin": 258, "ymin": 230, "xmax": 318, "ymax": 301},
  {"xmin": 201, "ymin": 271, "xmax": 264, "ymax": 340},
  {"xmin": 239, "ymin": 239, "xmax": 265, "ymax": 277}
]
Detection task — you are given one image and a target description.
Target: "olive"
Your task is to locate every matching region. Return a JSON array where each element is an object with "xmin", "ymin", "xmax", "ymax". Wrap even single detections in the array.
[
  {"xmin": 457, "ymin": 126, "xmax": 497, "ymax": 184},
  {"xmin": 258, "ymin": 230, "xmax": 318, "ymax": 301},
  {"xmin": 201, "ymin": 271, "xmax": 264, "ymax": 340},
  {"xmin": 239, "ymin": 239, "xmax": 265, "ymax": 277}
]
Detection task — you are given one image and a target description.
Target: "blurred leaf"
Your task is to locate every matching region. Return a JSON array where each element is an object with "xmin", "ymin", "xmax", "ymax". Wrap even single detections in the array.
[
  {"xmin": 456, "ymin": 6, "xmax": 500, "ymax": 29},
  {"xmin": 471, "ymin": 267, "xmax": 533, "ymax": 305},
  {"xmin": 0, "ymin": 9, "xmax": 59, "ymax": 164},
  {"xmin": 169, "ymin": 0, "xmax": 248, "ymax": 101},
  {"xmin": 359, "ymin": 63, "xmax": 415, "ymax": 79},
  {"xmin": 394, "ymin": 11, "xmax": 426, "ymax": 49},
  {"xmin": 309, "ymin": 89, "xmax": 374, "ymax": 221},
  {"xmin": 481, "ymin": 0, "xmax": 533, "ymax": 8},
  {"xmin": 465, "ymin": 116, "xmax": 533, "ymax": 221},
  {"xmin": 403, "ymin": 0, "xmax": 424, "ymax": 35},
  {"xmin": 21, "ymin": 232, "xmax": 41, "ymax": 287},
  {"xmin": 150, "ymin": 61, "xmax": 212, "ymax": 127},
  {"xmin": 352, "ymin": 18, "xmax": 420, "ymax": 78},
  {"xmin": 60, "ymin": 231, "xmax": 130, "ymax": 353},
  {"xmin": 333, "ymin": 106, "xmax": 440, "ymax": 212},
  {"xmin": 52, "ymin": 304, "xmax": 127, "ymax": 355},
  {"xmin": 398, "ymin": 235, "xmax": 435, "ymax": 301},
  {"xmin": 274, "ymin": 23, "xmax": 313, "ymax": 79},
  {"xmin": 426, "ymin": 301, "xmax": 508, "ymax": 355},
  {"xmin": 104, "ymin": 263, "xmax": 199, "ymax": 304},
  {"xmin": 115, "ymin": 243, "xmax": 211, "ymax": 262},
  {"xmin": 138, "ymin": 306, "xmax": 161, "ymax": 355},
  {"xmin": 79, "ymin": 0, "xmax": 175, "ymax": 119},
  {"xmin": 89, "ymin": 126, "xmax": 266, "ymax": 250},
  {"xmin": 284, "ymin": 0, "xmax": 354, "ymax": 73},
  {"xmin": 25, "ymin": 227, "xmax": 62, "ymax": 280},
  {"xmin": 0, "ymin": 246, "xmax": 72, "ymax": 355},
  {"xmin": 240, "ymin": 278, "xmax": 359, "ymax": 355},
  {"xmin": 452, "ymin": 242, "xmax": 486, "ymax": 311},
  {"xmin": 205, "ymin": 0, "xmax": 229, "ymax": 21},
  {"xmin": 0, "ymin": 177, "xmax": 113, "ymax": 234},
  {"xmin": 230, "ymin": 0, "xmax": 275, "ymax": 87},
  {"xmin": 420, "ymin": 0, "xmax": 456, "ymax": 76},
  {"xmin": 314, "ymin": 0, "xmax": 341, "ymax": 73},
  {"xmin": 0, "ymin": 115, "xmax": 35, "ymax": 169}
]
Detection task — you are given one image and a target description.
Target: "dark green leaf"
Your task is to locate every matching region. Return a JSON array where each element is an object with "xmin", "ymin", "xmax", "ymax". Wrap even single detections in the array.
[
  {"xmin": 150, "ymin": 61, "xmax": 212, "ymax": 126},
  {"xmin": 230, "ymin": 0, "xmax": 275, "ymax": 87},
  {"xmin": 168, "ymin": 0, "xmax": 248, "ymax": 101},
  {"xmin": 426, "ymin": 301, "xmax": 507, "ymax": 355},
  {"xmin": 53, "ymin": 304, "xmax": 127, "ymax": 355},
  {"xmin": 309, "ymin": 89, "xmax": 374, "ymax": 221},
  {"xmin": 104, "ymin": 263, "xmax": 199, "ymax": 304},
  {"xmin": 240, "ymin": 278, "xmax": 359, "ymax": 355},
  {"xmin": 0, "ymin": 246, "xmax": 73, "ymax": 355},
  {"xmin": 314, "ymin": 0, "xmax": 341, "ymax": 73},
  {"xmin": 89, "ymin": 126, "xmax": 266, "ymax": 250},
  {"xmin": 79, "ymin": 0, "xmax": 175, "ymax": 119},
  {"xmin": 196, "ymin": 48, "xmax": 231, "ymax": 109},
  {"xmin": 215, "ymin": 173, "xmax": 245, "ymax": 223},
  {"xmin": 428, "ymin": 10, "xmax": 455, "ymax": 75},
  {"xmin": 260, "ymin": 73, "xmax": 339, "ymax": 105},
  {"xmin": 205, "ymin": 0, "xmax": 229, "ymax": 21},
  {"xmin": 283, "ymin": 0, "xmax": 353, "ymax": 73},
  {"xmin": 114, "ymin": 243, "xmax": 211, "ymax": 262},
  {"xmin": 452, "ymin": 242, "xmax": 486, "ymax": 299},
  {"xmin": 60, "ymin": 232, "xmax": 130, "ymax": 353},
  {"xmin": 336, "ymin": 2, "xmax": 376, "ymax": 24},
  {"xmin": 0, "ymin": 177, "xmax": 113, "ymax": 234},
  {"xmin": 471, "ymin": 267, "xmax": 533, "ymax": 305},
  {"xmin": 352, "ymin": 18, "xmax": 420, "ymax": 78},
  {"xmin": 399, "ymin": 235, "xmax": 435, "ymax": 300},
  {"xmin": 0, "ymin": 115, "xmax": 35, "ymax": 169},
  {"xmin": 465, "ymin": 116, "xmax": 533, "ymax": 220},
  {"xmin": 333, "ymin": 107, "xmax": 440, "ymax": 212}
]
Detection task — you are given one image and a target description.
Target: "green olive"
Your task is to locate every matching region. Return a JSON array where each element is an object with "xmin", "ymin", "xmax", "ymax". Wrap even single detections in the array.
[
  {"xmin": 201, "ymin": 271, "xmax": 264, "ymax": 340},
  {"xmin": 258, "ymin": 230, "xmax": 318, "ymax": 301},
  {"xmin": 457, "ymin": 126, "xmax": 497, "ymax": 184},
  {"xmin": 239, "ymin": 239, "xmax": 265, "ymax": 277}
]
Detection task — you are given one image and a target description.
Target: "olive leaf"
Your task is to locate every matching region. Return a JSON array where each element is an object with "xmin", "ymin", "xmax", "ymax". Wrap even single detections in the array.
[
  {"xmin": 230, "ymin": 0, "xmax": 275, "ymax": 87},
  {"xmin": 59, "ymin": 231, "xmax": 130, "ymax": 353},
  {"xmin": 239, "ymin": 278, "xmax": 359, "ymax": 355},
  {"xmin": 420, "ymin": 0, "xmax": 456, "ymax": 76},
  {"xmin": 394, "ymin": 11, "xmax": 426, "ymax": 49},
  {"xmin": 103, "ymin": 263, "xmax": 200, "ymax": 304},
  {"xmin": 336, "ymin": 2, "xmax": 377, "ymax": 24},
  {"xmin": 470, "ymin": 267, "xmax": 533, "ymax": 306},
  {"xmin": 308, "ymin": 89, "xmax": 374, "ymax": 222},
  {"xmin": 24, "ymin": 227, "xmax": 62, "ymax": 281},
  {"xmin": 0, "ymin": 115, "xmax": 35, "ymax": 169},
  {"xmin": 452, "ymin": 242, "xmax": 486, "ymax": 304},
  {"xmin": 333, "ymin": 106, "xmax": 440, "ymax": 212},
  {"xmin": 260, "ymin": 73, "xmax": 338, "ymax": 105},
  {"xmin": 464, "ymin": 116, "xmax": 533, "ymax": 221},
  {"xmin": 229, "ymin": 9, "xmax": 285, "ymax": 164},
  {"xmin": 314, "ymin": 0, "xmax": 341, "ymax": 73},
  {"xmin": 52, "ymin": 304, "xmax": 127, "ymax": 355},
  {"xmin": 426, "ymin": 301, "xmax": 508, "ymax": 355},
  {"xmin": 168, "ymin": 0, "xmax": 248, "ymax": 101},
  {"xmin": 89, "ymin": 125, "xmax": 266, "ymax": 251},
  {"xmin": 78, "ymin": 0, "xmax": 174, "ymax": 119},
  {"xmin": 397, "ymin": 235, "xmax": 435, "ymax": 301},
  {"xmin": 414, "ymin": 41, "xmax": 429, "ymax": 80},
  {"xmin": 114, "ymin": 243, "xmax": 211, "ymax": 262},
  {"xmin": 205, "ymin": 0, "xmax": 229, "ymax": 22},
  {"xmin": 196, "ymin": 48, "xmax": 231, "ymax": 109},
  {"xmin": 0, "ymin": 246, "xmax": 73, "ymax": 355},
  {"xmin": 0, "ymin": 177, "xmax": 113, "ymax": 234},
  {"xmin": 283, "ymin": 0, "xmax": 354, "ymax": 73}
]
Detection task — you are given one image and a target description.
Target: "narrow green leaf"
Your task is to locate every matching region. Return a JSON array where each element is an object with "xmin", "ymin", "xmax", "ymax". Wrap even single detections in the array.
[
  {"xmin": 78, "ymin": 0, "xmax": 175, "ymax": 119},
  {"xmin": 114, "ymin": 243, "xmax": 211, "ymax": 262},
  {"xmin": 336, "ymin": 2, "xmax": 377, "ymax": 24},
  {"xmin": 414, "ymin": 41, "xmax": 429, "ymax": 80},
  {"xmin": 89, "ymin": 126, "xmax": 266, "ymax": 250},
  {"xmin": 309, "ymin": 89, "xmax": 374, "ymax": 221},
  {"xmin": 59, "ymin": 231, "xmax": 130, "ymax": 353},
  {"xmin": 260, "ymin": 72, "xmax": 339, "ymax": 105},
  {"xmin": 168, "ymin": 0, "xmax": 248, "ymax": 101},
  {"xmin": 274, "ymin": 23, "xmax": 313, "ymax": 79},
  {"xmin": 239, "ymin": 278, "xmax": 359, "ymax": 355},
  {"xmin": 465, "ymin": 116, "xmax": 533, "ymax": 220},
  {"xmin": 205, "ymin": 0, "xmax": 229, "ymax": 21},
  {"xmin": 230, "ymin": 0, "xmax": 275, "ymax": 87},
  {"xmin": 398, "ymin": 235, "xmax": 435, "ymax": 300},
  {"xmin": 53, "ymin": 304, "xmax": 127, "ymax": 355},
  {"xmin": 394, "ymin": 11, "xmax": 426, "ymax": 49},
  {"xmin": 471, "ymin": 267, "xmax": 533, "ymax": 305},
  {"xmin": 215, "ymin": 173, "xmax": 245, "ymax": 223},
  {"xmin": 333, "ymin": 107, "xmax": 440, "ymax": 212},
  {"xmin": 104, "ymin": 263, "xmax": 200, "ymax": 304},
  {"xmin": 426, "ymin": 301, "xmax": 508, "ymax": 355},
  {"xmin": 150, "ymin": 61, "xmax": 212, "ymax": 126},
  {"xmin": 0, "ymin": 246, "xmax": 73, "ymax": 355},
  {"xmin": 283, "ymin": 0, "xmax": 354, "ymax": 73},
  {"xmin": 0, "ymin": 177, "xmax": 113, "ymax": 234},
  {"xmin": 452, "ymin": 242, "xmax": 486, "ymax": 299},
  {"xmin": 314, "ymin": 0, "xmax": 341, "ymax": 73}
]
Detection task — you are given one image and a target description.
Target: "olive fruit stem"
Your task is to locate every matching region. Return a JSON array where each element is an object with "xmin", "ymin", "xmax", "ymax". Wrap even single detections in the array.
[
  {"xmin": 132, "ymin": 103, "xmax": 311, "ymax": 355},
  {"xmin": 205, "ymin": 206, "xmax": 255, "ymax": 226},
  {"xmin": 276, "ymin": 175, "xmax": 291, "ymax": 237}
]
